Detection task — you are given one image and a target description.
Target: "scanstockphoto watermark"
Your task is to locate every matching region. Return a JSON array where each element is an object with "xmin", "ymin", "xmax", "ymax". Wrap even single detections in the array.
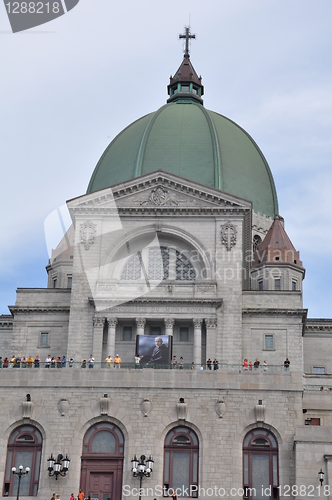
[
  {"xmin": 122, "ymin": 485, "xmax": 256, "ymax": 497},
  {"xmin": 3, "ymin": 0, "xmax": 80, "ymax": 33}
]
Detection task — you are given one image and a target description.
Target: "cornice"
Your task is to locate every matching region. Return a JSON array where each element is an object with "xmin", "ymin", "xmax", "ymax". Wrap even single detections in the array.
[
  {"xmin": 243, "ymin": 308, "xmax": 307, "ymax": 317},
  {"xmin": 243, "ymin": 308, "xmax": 308, "ymax": 335},
  {"xmin": 0, "ymin": 320, "xmax": 13, "ymax": 327},
  {"xmin": 68, "ymin": 173, "xmax": 252, "ymax": 217},
  {"xmin": 305, "ymin": 325, "xmax": 332, "ymax": 334},
  {"xmin": 89, "ymin": 297, "xmax": 222, "ymax": 307},
  {"xmin": 9, "ymin": 306, "xmax": 70, "ymax": 314}
]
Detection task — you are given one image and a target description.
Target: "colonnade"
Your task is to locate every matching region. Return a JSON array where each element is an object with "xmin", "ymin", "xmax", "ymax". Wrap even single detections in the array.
[{"xmin": 92, "ymin": 316, "xmax": 217, "ymax": 365}]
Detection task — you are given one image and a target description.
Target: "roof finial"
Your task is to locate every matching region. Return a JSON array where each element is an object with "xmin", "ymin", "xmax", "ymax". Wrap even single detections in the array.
[{"xmin": 179, "ymin": 26, "xmax": 195, "ymax": 59}]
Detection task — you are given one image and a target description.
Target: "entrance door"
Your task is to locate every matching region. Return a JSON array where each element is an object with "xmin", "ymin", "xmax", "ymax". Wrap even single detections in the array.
[
  {"xmin": 80, "ymin": 423, "xmax": 124, "ymax": 500},
  {"xmin": 88, "ymin": 472, "xmax": 113, "ymax": 500}
]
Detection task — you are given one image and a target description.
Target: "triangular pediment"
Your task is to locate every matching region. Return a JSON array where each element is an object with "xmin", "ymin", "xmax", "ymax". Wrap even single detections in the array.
[{"xmin": 67, "ymin": 170, "xmax": 252, "ymax": 216}]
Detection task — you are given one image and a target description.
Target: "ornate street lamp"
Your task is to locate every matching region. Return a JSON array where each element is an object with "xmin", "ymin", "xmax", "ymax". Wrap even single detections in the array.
[
  {"xmin": 12, "ymin": 465, "xmax": 30, "ymax": 500},
  {"xmin": 319, "ymin": 469, "xmax": 325, "ymax": 486},
  {"xmin": 47, "ymin": 453, "xmax": 70, "ymax": 480},
  {"xmin": 131, "ymin": 455, "xmax": 154, "ymax": 500}
]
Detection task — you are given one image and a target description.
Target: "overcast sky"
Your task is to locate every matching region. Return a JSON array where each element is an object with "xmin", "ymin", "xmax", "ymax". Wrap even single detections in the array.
[{"xmin": 0, "ymin": 0, "xmax": 331, "ymax": 318}]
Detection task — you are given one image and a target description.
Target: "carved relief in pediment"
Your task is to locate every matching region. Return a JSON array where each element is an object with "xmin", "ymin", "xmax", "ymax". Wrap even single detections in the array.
[{"xmin": 133, "ymin": 186, "xmax": 195, "ymax": 207}]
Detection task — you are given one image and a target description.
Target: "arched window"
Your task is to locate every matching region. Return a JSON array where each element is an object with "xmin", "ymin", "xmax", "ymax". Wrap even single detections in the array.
[
  {"xmin": 148, "ymin": 247, "xmax": 169, "ymax": 280},
  {"xmin": 164, "ymin": 427, "xmax": 199, "ymax": 497},
  {"xmin": 3, "ymin": 425, "xmax": 42, "ymax": 496},
  {"xmin": 243, "ymin": 429, "xmax": 279, "ymax": 499},
  {"xmin": 121, "ymin": 252, "xmax": 142, "ymax": 280},
  {"xmin": 120, "ymin": 248, "xmax": 196, "ymax": 282},
  {"xmin": 81, "ymin": 422, "xmax": 124, "ymax": 500},
  {"xmin": 253, "ymin": 235, "xmax": 262, "ymax": 253},
  {"xmin": 175, "ymin": 251, "xmax": 196, "ymax": 281}
]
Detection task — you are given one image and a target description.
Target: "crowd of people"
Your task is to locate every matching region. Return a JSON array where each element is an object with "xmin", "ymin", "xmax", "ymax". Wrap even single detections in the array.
[
  {"xmin": 52, "ymin": 488, "xmax": 95, "ymax": 500},
  {"xmin": 242, "ymin": 357, "xmax": 291, "ymax": 371},
  {"xmin": 0, "ymin": 353, "xmax": 292, "ymax": 370},
  {"xmin": 0, "ymin": 354, "xmax": 94, "ymax": 368}
]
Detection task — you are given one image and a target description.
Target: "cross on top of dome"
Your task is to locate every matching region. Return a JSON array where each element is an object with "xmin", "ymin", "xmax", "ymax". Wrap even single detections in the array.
[
  {"xmin": 179, "ymin": 26, "xmax": 196, "ymax": 59},
  {"xmin": 167, "ymin": 26, "xmax": 204, "ymax": 104}
]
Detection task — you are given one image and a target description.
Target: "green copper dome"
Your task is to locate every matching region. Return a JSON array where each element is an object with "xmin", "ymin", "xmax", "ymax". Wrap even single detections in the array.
[
  {"xmin": 87, "ymin": 39, "xmax": 278, "ymax": 218},
  {"xmin": 87, "ymin": 101, "xmax": 278, "ymax": 217}
]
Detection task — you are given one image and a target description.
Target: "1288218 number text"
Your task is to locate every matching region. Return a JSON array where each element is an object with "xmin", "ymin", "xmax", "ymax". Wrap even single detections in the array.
[
  {"xmin": 5, "ymin": 2, "xmax": 60, "ymax": 14},
  {"xmin": 277, "ymin": 484, "xmax": 330, "ymax": 497}
]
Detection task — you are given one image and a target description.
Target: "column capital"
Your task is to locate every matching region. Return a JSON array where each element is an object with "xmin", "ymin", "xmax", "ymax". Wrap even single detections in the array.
[
  {"xmin": 93, "ymin": 317, "xmax": 105, "ymax": 328},
  {"xmin": 193, "ymin": 318, "xmax": 203, "ymax": 328},
  {"xmin": 164, "ymin": 318, "xmax": 175, "ymax": 328},
  {"xmin": 136, "ymin": 317, "xmax": 146, "ymax": 329},
  {"xmin": 107, "ymin": 317, "xmax": 118, "ymax": 328},
  {"xmin": 205, "ymin": 317, "xmax": 217, "ymax": 328}
]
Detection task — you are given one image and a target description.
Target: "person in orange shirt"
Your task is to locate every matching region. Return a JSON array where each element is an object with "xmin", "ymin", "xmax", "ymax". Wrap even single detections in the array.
[
  {"xmin": 27, "ymin": 356, "xmax": 34, "ymax": 368},
  {"xmin": 114, "ymin": 354, "xmax": 121, "ymax": 368},
  {"xmin": 78, "ymin": 489, "xmax": 84, "ymax": 500}
]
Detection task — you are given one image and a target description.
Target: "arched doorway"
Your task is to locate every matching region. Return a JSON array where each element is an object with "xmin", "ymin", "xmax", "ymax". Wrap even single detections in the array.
[{"xmin": 80, "ymin": 422, "xmax": 124, "ymax": 500}]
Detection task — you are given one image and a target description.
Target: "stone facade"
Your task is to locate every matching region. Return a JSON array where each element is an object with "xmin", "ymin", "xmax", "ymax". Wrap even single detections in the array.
[{"xmin": 0, "ymin": 137, "xmax": 331, "ymax": 500}]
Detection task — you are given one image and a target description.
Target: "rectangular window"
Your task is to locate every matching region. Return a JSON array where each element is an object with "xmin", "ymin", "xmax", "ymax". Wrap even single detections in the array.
[
  {"xmin": 258, "ymin": 281, "xmax": 263, "ymax": 291},
  {"xmin": 313, "ymin": 367, "xmax": 325, "ymax": 375},
  {"xmin": 150, "ymin": 326, "xmax": 161, "ymax": 336},
  {"xmin": 264, "ymin": 335, "xmax": 274, "ymax": 350},
  {"xmin": 40, "ymin": 332, "xmax": 49, "ymax": 347},
  {"xmin": 274, "ymin": 279, "xmax": 281, "ymax": 291},
  {"xmin": 292, "ymin": 281, "xmax": 297, "ymax": 291},
  {"xmin": 179, "ymin": 327, "xmax": 189, "ymax": 342},
  {"xmin": 123, "ymin": 326, "xmax": 132, "ymax": 341},
  {"xmin": 305, "ymin": 418, "xmax": 320, "ymax": 426},
  {"xmin": 53, "ymin": 278, "xmax": 57, "ymax": 288},
  {"xmin": 67, "ymin": 276, "xmax": 72, "ymax": 288}
]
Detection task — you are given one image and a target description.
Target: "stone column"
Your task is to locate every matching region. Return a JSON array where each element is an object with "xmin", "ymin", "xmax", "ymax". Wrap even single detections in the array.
[
  {"xmin": 205, "ymin": 317, "xmax": 217, "ymax": 364},
  {"xmin": 193, "ymin": 318, "xmax": 203, "ymax": 367},
  {"xmin": 106, "ymin": 317, "xmax": 117, "ymax": 359},
  {"xmin": 92, "ymin": 317, "xmax": 105, "ymax": 364},
  {"xmin": 164, "ymin": 318, "xmax": 175, "ymax": 336},
  {"xmin": 136, "ymin": 317, "xmax": 146, "ymax": 335}
]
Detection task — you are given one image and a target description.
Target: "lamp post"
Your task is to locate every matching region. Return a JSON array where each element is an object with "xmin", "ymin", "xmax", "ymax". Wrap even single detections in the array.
[
  {"xmin": 47, "ymin": 454, "xmax": 70, "ymax": 480},
  {"xmin": 131, "ymin": 455, "xmax": 154, "ymax": 500},
  {"xmin": 12, "ymin": 465, "xmax": 30, "ymax": 500},
  {"xmin": 319, "ymin": 469, "xmax": 325, "ymax": 486}
]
